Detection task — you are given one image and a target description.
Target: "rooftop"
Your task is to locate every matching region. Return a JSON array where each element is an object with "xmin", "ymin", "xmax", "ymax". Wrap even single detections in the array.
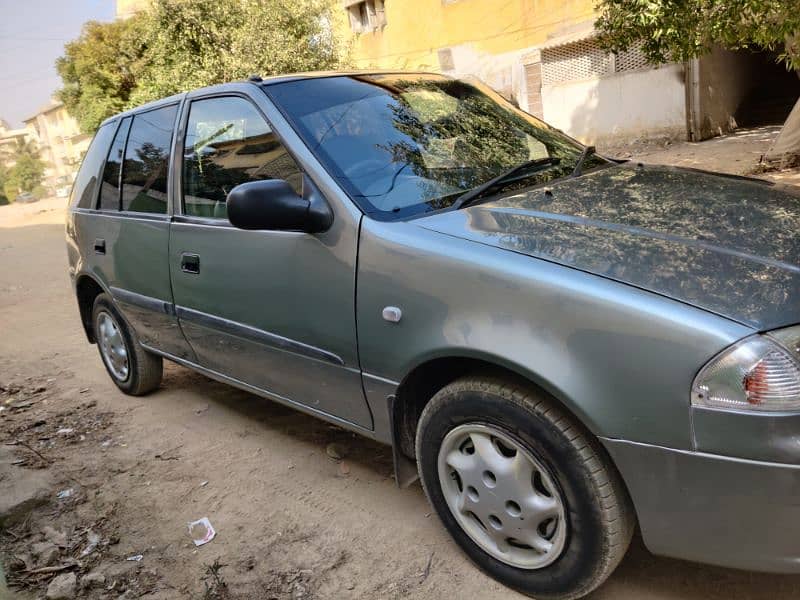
[{"xmin": 22, "ymin": 98, "xmax": 65, "ymax": 123}]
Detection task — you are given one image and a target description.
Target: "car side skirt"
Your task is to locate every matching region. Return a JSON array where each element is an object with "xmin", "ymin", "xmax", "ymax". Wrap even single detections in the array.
[{"xmin": 141, "ymin": 343, "xmax": 381, "ymax": 441}]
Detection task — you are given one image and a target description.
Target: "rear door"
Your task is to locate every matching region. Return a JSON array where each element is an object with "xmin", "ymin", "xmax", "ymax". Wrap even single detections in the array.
[
  {"xmin": 79, "ymin": 103, "xmax": 195, "ymax": 361},
  {"xmin": 168, "ymin": 90, "xmax": 371, "ymax": 428}
]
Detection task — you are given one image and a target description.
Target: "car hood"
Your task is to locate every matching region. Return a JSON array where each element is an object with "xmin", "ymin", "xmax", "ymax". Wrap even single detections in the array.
[{"xmin": 417, "ymin": 163, "xmax": 800, "ymax": 330}]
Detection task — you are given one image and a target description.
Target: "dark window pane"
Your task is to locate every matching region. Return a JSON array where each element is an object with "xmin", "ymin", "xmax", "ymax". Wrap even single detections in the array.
[
  {"xmin": 122, "ymin": 105, "xmax": 177, "ymax": 214},
  {"xmin": 71, "ymin": 121, "xmax": 116, "ymax": 209},
  {"xmin": 99, "ymin": 117, "xmax": 131, "ymax": 211},
  {"xmin": 182, "ymin": 97, "xmax": 301, "ymax": 219}
]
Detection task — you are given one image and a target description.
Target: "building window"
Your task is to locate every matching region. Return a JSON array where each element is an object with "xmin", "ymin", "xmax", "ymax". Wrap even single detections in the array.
[
  {"xmin": 346, "ymin": 0, "xmax": 386, "ymax": 33},
  {"xmin": 541, "ymin": 38, "xmax": 612, "ymax": 85},
  {"xmin": 614, "ymin": 43, "xmax": 650, "ymax": 73},
  {"xmin": 541, "ymin": 38, "xmax": 652, "ymax": 85}
]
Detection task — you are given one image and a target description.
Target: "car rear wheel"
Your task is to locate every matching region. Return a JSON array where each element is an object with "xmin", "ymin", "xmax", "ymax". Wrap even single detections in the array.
[
  {"xmin": 92, "ymin": 293, "xmax": 162, "ymax": 396},
  {"xmin": 415, "ymin": 376, "xmax": 634, "ymax": 600}
]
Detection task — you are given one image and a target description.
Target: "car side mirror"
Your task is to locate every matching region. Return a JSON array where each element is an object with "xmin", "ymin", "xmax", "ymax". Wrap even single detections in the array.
[{"xmin": 226, "ymin": 178, "xmax": 333, "ymax": 233}]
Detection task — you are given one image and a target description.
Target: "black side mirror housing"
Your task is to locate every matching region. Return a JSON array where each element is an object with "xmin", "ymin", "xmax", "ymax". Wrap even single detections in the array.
[{"xmin": 226, "ymin": 177, "xmax": 333, "ymax": 233}]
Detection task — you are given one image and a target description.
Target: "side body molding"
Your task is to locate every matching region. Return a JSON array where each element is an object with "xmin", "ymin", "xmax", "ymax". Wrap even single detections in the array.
[{"xmin": 175, "ymin": 305, "xmax": 345, "ymax": 366}]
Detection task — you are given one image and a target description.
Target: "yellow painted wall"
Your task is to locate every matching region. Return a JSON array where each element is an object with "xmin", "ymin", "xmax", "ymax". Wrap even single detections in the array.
[{"xmin": 341, "ymin": 0, "xmax": 597, "ymax": 70}]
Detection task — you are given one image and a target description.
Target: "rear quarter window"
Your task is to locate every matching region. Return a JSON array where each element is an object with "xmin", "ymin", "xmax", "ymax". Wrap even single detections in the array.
[
  {"xmin": 69, "ymin": 121, "xmax": 116, "ymax": 209},
  {"xmin": 100, "ymin": 117, "xmax": 132, "ymax": 211},
  {"xmin": 121, "ymin": 104, "xmax": 178, "ymax": 214}
]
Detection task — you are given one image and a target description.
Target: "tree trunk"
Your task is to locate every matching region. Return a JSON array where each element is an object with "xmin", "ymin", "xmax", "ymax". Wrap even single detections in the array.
[
  {"xmin": 764, "ymin": 40, "xmax": 800, "ymax": 167},
  {"xmin": 765, "ymin": 96, "xmax": 800, "ymax": 167}
]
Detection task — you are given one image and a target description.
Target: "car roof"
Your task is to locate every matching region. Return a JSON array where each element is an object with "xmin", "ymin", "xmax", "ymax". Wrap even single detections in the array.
[
  {"xmin": 257, "ymin": 69, "xmax": 446, "ymax": 86},
  {"xmin": 98, "ymin": 70, "xmax": 448, "ymax": 128}
]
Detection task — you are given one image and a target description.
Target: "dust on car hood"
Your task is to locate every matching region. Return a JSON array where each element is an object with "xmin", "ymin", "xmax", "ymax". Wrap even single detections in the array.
[{"xmin": 418, "ymin": 163, "xmax": 800, "ymax": 330}]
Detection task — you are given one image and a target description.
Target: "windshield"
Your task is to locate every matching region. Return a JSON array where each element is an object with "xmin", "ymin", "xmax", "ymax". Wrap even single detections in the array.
[{"xmin": 266, "ymin": 74, "xmax": 609, "ymax": 219}]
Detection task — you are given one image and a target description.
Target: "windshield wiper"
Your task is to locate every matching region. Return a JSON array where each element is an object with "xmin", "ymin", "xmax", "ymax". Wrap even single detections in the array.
[
  {"xmin": 452, "ymin": 157, "xmax": 561, "ymax": 210},
  {"xmin": 571, "ymin": 145, "xmax": 596, "ymax": 177}
]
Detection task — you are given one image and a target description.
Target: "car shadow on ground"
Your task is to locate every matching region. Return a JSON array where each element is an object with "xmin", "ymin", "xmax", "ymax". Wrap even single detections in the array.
[
  {"xmin": 164, "ymin": 365, "xmax": 800, "ymax": 600},
  {"xmin": 163, "ymin": 363, "xmax": 397, "ymax": 476}
]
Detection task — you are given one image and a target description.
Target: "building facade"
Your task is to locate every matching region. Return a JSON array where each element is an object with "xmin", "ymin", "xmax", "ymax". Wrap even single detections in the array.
[
  {"xmin": 116, "ymin": 0, "xmax": 150, "ymax": 19},
  {"xmin": 22, "ymin": 100, "xmax": 91, "ymax": 193},
  {"xmin": 0, "ymin": 119, "xmax": 34, "ymax": 169},
  {"xmin": 339, "ymin": 0, "xmax": 799, "ymax": 146}
]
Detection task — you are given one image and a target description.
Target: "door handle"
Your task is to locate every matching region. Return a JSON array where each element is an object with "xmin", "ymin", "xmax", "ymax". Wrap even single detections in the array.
[
  {"xmin": 181, "ymin": 253, "xmax": 200, "ymax": 274},
  {"xmin": 94, "ymin": 238, "xmax": 106, "ymax": 254}
]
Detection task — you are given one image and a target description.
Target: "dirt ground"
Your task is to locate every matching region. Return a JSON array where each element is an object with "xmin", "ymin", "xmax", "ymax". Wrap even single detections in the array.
[{"xmin": 2, "ymin": 129, "xmax": 800, "ymax": 599}]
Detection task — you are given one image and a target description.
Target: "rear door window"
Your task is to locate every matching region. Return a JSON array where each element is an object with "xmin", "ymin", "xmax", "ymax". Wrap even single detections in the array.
[
  {"xmin": 99, "ymin": 117, "xmax": 131, "ymax": 211},
  {"xmin": 70, "ymin": 121, "xmax": 116, "ymax": 209},
  {"xmin": 121, "ymin": 105, "xmax": 178, "ymax": 214},
  {"xmin": 182, "ymin": 96, "xmax": 301, "ymax": 219}
]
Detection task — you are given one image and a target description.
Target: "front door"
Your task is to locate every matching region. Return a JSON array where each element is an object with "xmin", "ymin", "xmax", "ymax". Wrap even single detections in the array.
[{"xmin": 169, "ymin": 93, "xmax": 372, "ymax": 428}]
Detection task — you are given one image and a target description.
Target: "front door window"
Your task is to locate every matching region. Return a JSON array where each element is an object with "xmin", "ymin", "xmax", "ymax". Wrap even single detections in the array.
[{"xmin": 182, "ymin": 96, "xmax": 302, "ymax": 220}]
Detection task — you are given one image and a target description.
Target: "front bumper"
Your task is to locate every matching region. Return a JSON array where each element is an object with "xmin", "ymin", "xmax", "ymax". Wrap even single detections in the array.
[{"xmin": 602, "ymin": 438, "xmax": 800, "ymax": 573}]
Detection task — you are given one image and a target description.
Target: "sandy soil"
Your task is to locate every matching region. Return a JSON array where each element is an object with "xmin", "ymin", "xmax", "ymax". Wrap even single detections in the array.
[
  {"xmin": 0, "ymin": 196, "xmax": 68, "ymax": 229},
  {"xmin": 1, "ymin": 132, "xmax": 800, "ymax": 599},
  {"xmin": 601, "ymin": 125, "xmax": 800, "ymax": 186}
]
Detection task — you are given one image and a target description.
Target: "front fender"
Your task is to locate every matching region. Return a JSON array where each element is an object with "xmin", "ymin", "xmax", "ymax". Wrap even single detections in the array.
[{"xmin": 356, "ymin": 218, "xmax": 752, "ymax": 451}]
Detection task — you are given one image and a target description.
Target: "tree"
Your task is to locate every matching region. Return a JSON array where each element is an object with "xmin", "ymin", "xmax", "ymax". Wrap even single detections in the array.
[
  {"xmin": 130, "ymin": 0, "xmax": 347, "ymax": 105},
  {"xmin": 56, "ymin": 16, "xmax": 148, "ymax": 134},
  {"xmin": 595, "ymin": 1, "xmax": 800, "ymax": 70},
  {"xmin": 0, "ymin": 162, "xmax": 9, "ymax": 205},
  {"xmin": 1, "ymin": 139, "xmax": 47, "ymax": 199},
  {"xmin": 56, "ymin": 0, "xmax": 348, "ymax": 134}
]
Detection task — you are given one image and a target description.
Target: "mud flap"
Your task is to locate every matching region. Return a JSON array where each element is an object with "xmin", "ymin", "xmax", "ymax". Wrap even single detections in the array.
[{"xmin": 387, "ymin": 395, "xmax": 419, "ymax": 488}]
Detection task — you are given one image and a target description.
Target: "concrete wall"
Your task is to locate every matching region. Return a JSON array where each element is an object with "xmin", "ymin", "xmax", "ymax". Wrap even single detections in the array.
[
  {"xmin": 343, "ymin": 0, "xmax": 596, "ymax": 67},
  {"xmin": 542, "ymin": 64, "xmax": 687, "ymax": 145},
  {"xmin": 695, "ymin": 48, "xmax": 762, "ymax": 139}
]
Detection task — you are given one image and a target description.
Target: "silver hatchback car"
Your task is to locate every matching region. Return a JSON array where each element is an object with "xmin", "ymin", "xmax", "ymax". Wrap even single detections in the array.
[{"xmin": 67, "ymin": 72, "xmax": 800, "ymax": 599}]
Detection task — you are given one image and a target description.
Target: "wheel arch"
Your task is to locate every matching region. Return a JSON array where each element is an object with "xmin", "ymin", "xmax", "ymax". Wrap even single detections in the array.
[
  {"xmin": 392, "ymin": 351, "xmax": 600, "ymax": 461},
  {"xmin": 75, "ymin": 273, "xmax": 108, "ymax": 343}
]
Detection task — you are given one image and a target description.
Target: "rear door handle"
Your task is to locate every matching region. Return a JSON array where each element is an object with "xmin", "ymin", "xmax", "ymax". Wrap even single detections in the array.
[
  {"xmin": 94, "ymin": 238, "xmax": 106, "ymax": 254},
  {"xmin": 181, "ymin": 253, "xmax": 200, "ymax": 274}
]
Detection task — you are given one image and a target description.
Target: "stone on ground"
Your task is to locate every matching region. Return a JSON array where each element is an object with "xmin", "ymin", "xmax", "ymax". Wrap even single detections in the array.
[
  {"xmin": 45, "ymin": 572, "xmax": 76, "ymax": 600},
  {"xmin": 0, "ymin": 447, "xmax": 54, "ymax": 526}
]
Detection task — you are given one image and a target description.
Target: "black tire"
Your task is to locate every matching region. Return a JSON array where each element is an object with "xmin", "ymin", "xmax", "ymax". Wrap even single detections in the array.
[
  {"xmin": 92, "ymin": 293, "xmax": 162, "ymax": 396},
  {"xmin": 415, "ymin": 375, "xmax": 634, "ymax": 600}
]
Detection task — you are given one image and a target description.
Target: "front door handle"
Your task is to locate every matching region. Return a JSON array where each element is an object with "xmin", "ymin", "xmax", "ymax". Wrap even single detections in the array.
[
  {"xmin": 94, "ymin": 238, "xmax": 106, "ymax": 254},
  {"xmin": 181, "ymin": 253, "xmax": 200, "ymax": 274}
]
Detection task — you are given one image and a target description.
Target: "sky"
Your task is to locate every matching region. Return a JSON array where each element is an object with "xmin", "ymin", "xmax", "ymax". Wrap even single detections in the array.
[{"xmin": 0, "ymin": 0, "xmax": 115, "ymax": 128}]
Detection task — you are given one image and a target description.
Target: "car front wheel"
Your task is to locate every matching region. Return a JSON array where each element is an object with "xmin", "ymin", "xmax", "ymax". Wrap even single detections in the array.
[{"xmin": 415, "ymin": 376, "xmax": 634, "ymax": 600}]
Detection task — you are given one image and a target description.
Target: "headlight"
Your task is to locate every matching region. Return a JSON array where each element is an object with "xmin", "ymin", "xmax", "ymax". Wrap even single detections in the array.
[{"xmin": 691, "ymin": 325, "xmax": 800, "ymax": 412}]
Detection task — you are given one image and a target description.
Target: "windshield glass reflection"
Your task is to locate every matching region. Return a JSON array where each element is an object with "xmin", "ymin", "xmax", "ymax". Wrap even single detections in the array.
[{"xmin": 267, "ymin": 74, "xmax": 608, "ymax": 218}]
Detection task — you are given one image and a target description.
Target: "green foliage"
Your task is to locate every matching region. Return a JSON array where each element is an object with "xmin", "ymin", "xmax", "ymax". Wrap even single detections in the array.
[
  {"xmin": 56, "ymin": 0, "xmax": 348, "ymax": 134},
  {"xmin": 56, "ymin": 17, "xmax": 148, "ymax": 133},
  {"xmin": 595, "ymin": 0, "xmax": 800, "ymax": 70},
  {"xmin": 1, "ymin": 139, "xmax": 47, "ymax": 199},
  {"xmin": 0, "ymin": 163, "xmax": 9, "ymax": 205}
]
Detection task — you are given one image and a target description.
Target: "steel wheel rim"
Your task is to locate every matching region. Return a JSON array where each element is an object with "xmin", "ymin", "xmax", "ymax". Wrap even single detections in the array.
[
  {"xmin": 97, "ymin": 311, "xmax": 129, "ymax": 382},
  {"xmin": 437, "ymin": 423, "xmax": 567, "ymax": 569}
]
